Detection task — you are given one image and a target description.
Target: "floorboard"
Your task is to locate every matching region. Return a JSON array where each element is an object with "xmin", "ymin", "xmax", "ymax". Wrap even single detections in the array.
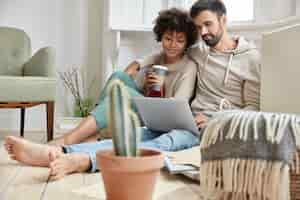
[
  {"xmin": 0, "ymin": 142, "xmax": 21, "ymax": 198},
  {"xmin": 0, "ymin": 131, "xmax": 201, "ymax": 200},
  {"xmin": 0, "ymin": 165, "xmax": 48, "ymax": 200}
]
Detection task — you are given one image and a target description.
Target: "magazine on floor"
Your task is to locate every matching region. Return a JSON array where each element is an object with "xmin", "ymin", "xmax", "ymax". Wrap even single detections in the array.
[{"xmin": 164, "ymin": 146, "xmax": 200, "ymax": 181}]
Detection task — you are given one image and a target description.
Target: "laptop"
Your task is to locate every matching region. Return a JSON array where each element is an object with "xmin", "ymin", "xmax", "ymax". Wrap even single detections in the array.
[
  {"xmin": 260, "ymin": 24, "xmax": 300, "ymax": 114},
  {"xmin": 133, "ymin": 97, "xmax": 200, "ymax": 135}
]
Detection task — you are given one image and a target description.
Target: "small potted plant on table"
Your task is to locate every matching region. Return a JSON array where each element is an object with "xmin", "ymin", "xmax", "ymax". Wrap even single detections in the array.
[{"xmin": 96, "ymin": 80, "xmax": 164, "ymax": 200}]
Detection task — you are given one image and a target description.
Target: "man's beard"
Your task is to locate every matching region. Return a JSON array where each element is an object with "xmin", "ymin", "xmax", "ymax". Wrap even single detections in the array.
[{"xmin": 202, "ymin": 30, "xmax": 223, "ymax": 47}]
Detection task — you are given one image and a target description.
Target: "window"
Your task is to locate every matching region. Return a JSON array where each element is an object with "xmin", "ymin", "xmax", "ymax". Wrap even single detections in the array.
[
  {"xmin": 109, "ymin": 0, "xmax": 255, "ymax": 30},
  {"xmin": 223, "ymin": 0, "xmax": 254, "ymax": 22},
  {"xmin": 110, "ymin": 0, "xmax": 164, "ymax": 29},
  {"xmin": 184, "ymin": 0, "xmax": 254, "ymax": 22}
]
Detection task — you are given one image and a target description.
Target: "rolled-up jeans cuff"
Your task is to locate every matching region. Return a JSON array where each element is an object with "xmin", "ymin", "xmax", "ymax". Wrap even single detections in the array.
[
  {"xmin": 63, "ymin": 146, "xmax": 98, "ymax": 173},
  {"xmin": 88, "ymin": 151, "xmax": 98, "ymax": 172},
  {"xmin": 63, "ymin": 145, "xmax": 72, "ymax": 154}
]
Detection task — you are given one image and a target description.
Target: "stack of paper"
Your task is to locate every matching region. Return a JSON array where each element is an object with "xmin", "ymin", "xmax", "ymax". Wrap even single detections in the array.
[{"xmin": 164, "ymin": 146, "xmax": 200, "ymax": 181}]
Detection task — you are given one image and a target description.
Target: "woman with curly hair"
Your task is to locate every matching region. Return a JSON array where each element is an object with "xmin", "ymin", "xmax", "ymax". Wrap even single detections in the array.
[
  {"xmin": 4, "ymin": 8, "xmax": 200, "ymax": 180},
  {"xmin": 52, "ymin": 7, "xmax": 199, "ymax": 146}
]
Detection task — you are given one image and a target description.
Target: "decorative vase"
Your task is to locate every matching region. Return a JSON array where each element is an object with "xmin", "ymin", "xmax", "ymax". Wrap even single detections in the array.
[{"xmin": 96, "ymin": 149, "xmax": 164, "ymax": 200}]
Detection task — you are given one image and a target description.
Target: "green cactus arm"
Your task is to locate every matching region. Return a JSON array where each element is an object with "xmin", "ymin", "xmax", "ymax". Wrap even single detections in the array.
[
  {"xmin": 122, "ymin": 87, "xmax": 132, "ymax": 157},
  {"xmin": 129, "ymin": 110, "xmax": 141, "ymax": 156},
  {"xmin": 121, "ymin": 82, "xmax": 134, "ymax": 156},
  {"xmin": 107, "ymin": 79, "xmax": 132, "ymax": 156},
  {"xmin": 109, "ymin": 84, "xmax": 125, "ymax": 156},
  {"xmin": 107, "ymin": 79, "xmax": 141, "ymax": 157}
]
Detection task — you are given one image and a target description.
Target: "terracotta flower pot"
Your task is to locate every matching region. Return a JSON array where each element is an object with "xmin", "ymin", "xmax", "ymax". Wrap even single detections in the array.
[{"xmin": 96, "ymin": 149, "xmax": 165, "ymax": 200}]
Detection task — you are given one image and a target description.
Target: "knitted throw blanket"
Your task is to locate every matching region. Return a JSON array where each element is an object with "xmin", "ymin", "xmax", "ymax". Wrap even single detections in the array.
[{"xmin": 200, "ymin": 111, "xmax": 300, "ymax": 200}]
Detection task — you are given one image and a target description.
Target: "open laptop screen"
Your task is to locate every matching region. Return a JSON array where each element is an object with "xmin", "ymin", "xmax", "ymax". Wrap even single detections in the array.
[{"xmin": 133, "ymin": 97, "xmax": 200, "ymax": 135}]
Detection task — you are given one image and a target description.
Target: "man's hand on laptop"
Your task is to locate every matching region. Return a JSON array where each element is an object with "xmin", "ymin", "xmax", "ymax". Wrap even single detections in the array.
[{"xmin": 195, "ymin": 113, "xmax": 208, "ymax": 129}]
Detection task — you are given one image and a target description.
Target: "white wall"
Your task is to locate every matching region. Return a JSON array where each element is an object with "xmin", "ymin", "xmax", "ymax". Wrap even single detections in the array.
[
  {"xmin": 0, "ymin": 0, "xmax": 104, "ymax": 131},
  {"xmin": 297, "ymin": 1, "xmax": 300, "ymax": 15},
  {"xmin": 255, "ymin": 0, "xmax": 296, "ymax": 22}
]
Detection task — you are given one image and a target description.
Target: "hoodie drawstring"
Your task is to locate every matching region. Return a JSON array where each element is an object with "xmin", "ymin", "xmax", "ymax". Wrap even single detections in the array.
[
  {"xmin": 202, "ymin": 52, "xmax": 234, "ymax": 111},
  {"xmin": 221, "ymin": 53, "xmax": 234, "ymax": 110},
  {"xmin": 223, "ymin": 53, "xmax": 234, "ymax": 85},
  {"xmin": 200, "ymin": 53, "xmax": 209, "ymax": 79},
  {"xmin": 219, "ymin": 98, "xmax": 232, "ymax": 111}
]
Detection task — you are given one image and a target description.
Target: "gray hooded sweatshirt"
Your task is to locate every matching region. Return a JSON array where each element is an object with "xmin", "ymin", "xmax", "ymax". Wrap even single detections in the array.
[{"xmin": 188, "ymin": 36, "xmax": 261, "ymax": 117}]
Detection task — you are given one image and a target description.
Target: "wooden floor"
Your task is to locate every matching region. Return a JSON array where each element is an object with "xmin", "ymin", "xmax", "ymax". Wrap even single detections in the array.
[{"xmin": 0, "ymin": 131, "xmax": 203, "ymax": 200}]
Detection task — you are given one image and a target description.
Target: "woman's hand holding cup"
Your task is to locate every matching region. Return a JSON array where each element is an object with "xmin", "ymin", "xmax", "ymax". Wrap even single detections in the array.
[
  {"xmin": 145, "ymin": 72, "xmax": 163, "ymax": 90},
  {"xmin": 145, "ymin": 65, "xmax": 168, "ymax": 97}
]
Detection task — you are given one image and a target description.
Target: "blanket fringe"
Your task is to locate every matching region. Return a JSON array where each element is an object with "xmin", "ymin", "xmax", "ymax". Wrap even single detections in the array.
[
  {"xmin": 200, "ymin": 111, "xmax": 300, "ymax": 199},
  {"xmin": 200, "ymin": 159, "xmax": 290, "ymax": 200}
]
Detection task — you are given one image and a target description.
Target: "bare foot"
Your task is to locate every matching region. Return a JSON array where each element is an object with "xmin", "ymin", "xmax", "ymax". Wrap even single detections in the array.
[
  {"xmin": 4, "ymin": 136, "xmax": 63, "ymax": 167},
  {"xmin": 49, "ymin": 153, "xmax": 91, "ymax": 180}
]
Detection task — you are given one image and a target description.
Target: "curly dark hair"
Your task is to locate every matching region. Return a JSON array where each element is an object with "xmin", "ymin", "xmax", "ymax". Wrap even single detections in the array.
[{"xmin": 153, "ymin": 8, "xmax": 198, "ymax": 50}]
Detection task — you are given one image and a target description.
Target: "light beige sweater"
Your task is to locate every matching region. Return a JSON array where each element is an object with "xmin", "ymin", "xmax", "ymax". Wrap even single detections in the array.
[
  {"xmin": 135, "ymin": 53, "xmax": 197, "ymax": 102},
  {"xmin": 188, "ymin": 37, "xmax": 261, "ymax": 116}
]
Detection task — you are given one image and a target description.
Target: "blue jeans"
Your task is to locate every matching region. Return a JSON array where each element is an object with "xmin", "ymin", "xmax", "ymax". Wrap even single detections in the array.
[
  {"xmin": 90, "ymin": 71, "xmax": 143, "ymax": 130},
  {"xmin": 64, "ymin": 128, "xmax": 200, "ymax": 172}
]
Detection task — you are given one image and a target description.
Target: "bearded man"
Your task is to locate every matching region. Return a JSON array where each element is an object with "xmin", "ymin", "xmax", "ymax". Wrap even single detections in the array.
[{"xmin": 189, "ymin": 0, "xmax": 261, "ymax": 128}]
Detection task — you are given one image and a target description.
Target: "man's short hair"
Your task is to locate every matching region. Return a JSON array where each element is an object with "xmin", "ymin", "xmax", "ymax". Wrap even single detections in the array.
[
  {"xmin": 153, "ymin": 8, "xmax": 198, "ymax": 49},
  {"xmin": 190, "ymin": 0, "xmax": 227, "ymax": 19}
]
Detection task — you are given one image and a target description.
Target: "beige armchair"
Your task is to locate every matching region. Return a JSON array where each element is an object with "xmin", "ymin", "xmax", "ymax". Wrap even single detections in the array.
[{"xmin": 0, "ymin": 27, "xmax": 56, "ymax": 141}]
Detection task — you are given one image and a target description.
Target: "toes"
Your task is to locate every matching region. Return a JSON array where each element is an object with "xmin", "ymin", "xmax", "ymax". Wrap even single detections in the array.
[
  {"xmin": 49, "ymin": 161, "xmax": 60, "ymax": 176},
  {"xmin": 50, "ymin": 166, "xmax": 66, "ymax": 181},
  {"xmin": 5, "ymin": 148, "xmax": 12, "ymax": 154},
  {"xmin": 4, "ymin": 144, "xmax": 14, "ymax": 155},
  {"xmin": 49, "ymin": 160, "xmax": 68, "ymax": 181},
  {"xmin": 4, "ymin": 138, "xmax": 13, "ymax": 149},
  {"xmin": 49, "ymin": 163, "xmax": 55, "ymax": 175},
  {"xmin": 50, "ymin": 159, "xmax": 59, "ymax": 168},
  {"xmin": 48, "ymin": 151, "xmax": 56, "ymax": 163},
  {"xmin": 4, "ymin": 143, "xmax": 9, "ymax": 149},
  {"xmin": 5, "ymin": 136, "xmax": 18, "ymax": 144},
  {"xmin": 5, "ymin": 143, "xmax": 12, "ymax": 149},
  {"xmin": 9, "ymin": 154, "xmax": 17, "ymax": 160},
  {"xmin": 4, "ymin": 144, "xmax": 12, "ymax": 153},
  {"xmin": 4, "ymin": 136, "xmax": 20, "ymax": 155},
  {"xmin": 49, "ymin": 166, "xmax": 56, "ymax": 176},
  {"xmin": 50, "ymin": 173, "xmax": 65, "ymax": 181},
  {"xmin": 50, "ymin": 166, "xmax": 64, "ymax": 181}
]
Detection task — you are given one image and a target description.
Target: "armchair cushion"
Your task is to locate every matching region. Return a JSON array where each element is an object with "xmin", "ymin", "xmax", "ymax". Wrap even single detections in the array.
[
  {"xmin": 0, "ymin": 27, "xmax": 31, "ymax": 76},
  {"xmin": 0, "ymin": 27, "xmax": 56, "ymax": 103},
  {"xmin": 23, "ymin": 47, "xmax": 56, "ymax": 77},
  {"xmin": 0, "ymin": 76, "xmax": 56, "ymax": 102}
]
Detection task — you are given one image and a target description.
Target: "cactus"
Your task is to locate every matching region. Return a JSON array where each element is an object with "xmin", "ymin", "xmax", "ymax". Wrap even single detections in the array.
[{"xmin": 107, "ymin": 79, "xmax": 141, "ymax": 157}]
